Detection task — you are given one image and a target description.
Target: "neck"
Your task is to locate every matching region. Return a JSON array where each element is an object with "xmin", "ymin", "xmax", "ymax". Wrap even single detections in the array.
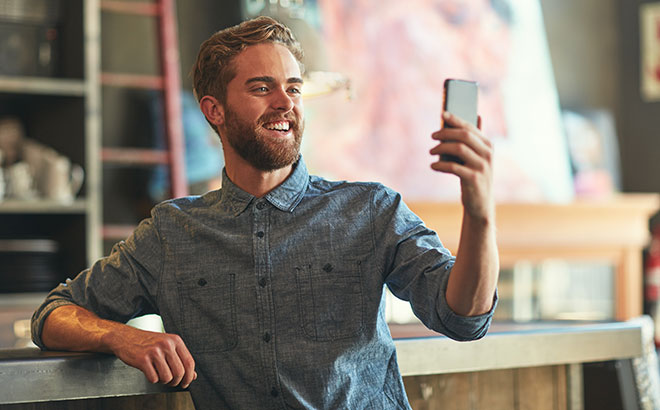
[{"xmin": 223, "ymin": 150, "xmax": 294, "ymax": 198}]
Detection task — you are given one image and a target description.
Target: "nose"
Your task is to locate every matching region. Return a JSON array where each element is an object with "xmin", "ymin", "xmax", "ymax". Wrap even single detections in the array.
[{"xmin": 270, "ymin": 87, "xmax": 295, "ymax": 112}]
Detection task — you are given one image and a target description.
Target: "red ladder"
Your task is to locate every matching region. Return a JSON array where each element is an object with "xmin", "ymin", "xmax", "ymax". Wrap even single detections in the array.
[{"xmin": 99, "ymin": 0, "xmax": 187, "ymax": 240}]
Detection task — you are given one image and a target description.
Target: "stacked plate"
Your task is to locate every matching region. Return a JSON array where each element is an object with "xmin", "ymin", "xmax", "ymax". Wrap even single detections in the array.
[{"xmin": 0, "ymin": 239, "xmax": 60, "ymax": 293}]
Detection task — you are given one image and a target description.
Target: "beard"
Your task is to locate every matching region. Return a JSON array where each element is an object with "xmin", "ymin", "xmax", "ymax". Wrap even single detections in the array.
[{"xmin": 222, "ymin": 106, "xmax": 304, "ymax": 172}]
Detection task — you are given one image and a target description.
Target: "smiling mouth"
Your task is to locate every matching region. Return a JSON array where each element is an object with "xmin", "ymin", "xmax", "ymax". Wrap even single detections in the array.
[{"xmin": 263, "ymin": 121, "xmax": 291, "ymax": 133}]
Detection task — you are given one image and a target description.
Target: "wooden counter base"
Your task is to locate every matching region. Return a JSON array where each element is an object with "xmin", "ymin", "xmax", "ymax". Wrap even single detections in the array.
[{"xmin": 404, "ymin": 365, "xmax": 573, "ymax": 410}]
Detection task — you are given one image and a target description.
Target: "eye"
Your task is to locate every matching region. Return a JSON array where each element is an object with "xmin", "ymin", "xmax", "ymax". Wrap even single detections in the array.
[
  {"xmin": 251, "ymin": 86, "xmax": 269, "ymax": 93},
  {"xmin": 288, "ymin": 86, "xmax": 302, "ymax": 95}
]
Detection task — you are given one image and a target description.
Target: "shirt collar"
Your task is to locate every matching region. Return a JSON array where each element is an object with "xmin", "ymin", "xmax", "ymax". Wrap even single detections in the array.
[{"xmin": 219, "ymin": 155, "xmax": 309, "ymax": 216}]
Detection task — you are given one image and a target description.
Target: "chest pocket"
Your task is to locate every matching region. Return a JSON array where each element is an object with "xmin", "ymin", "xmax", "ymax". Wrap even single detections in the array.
[
  {"xmin": 295, "ymin": 260, "xmax": 364, "ymax": 341},
  {"xmin": 176, "ymin": 272, "xmax": 238, "ymax": 353}
]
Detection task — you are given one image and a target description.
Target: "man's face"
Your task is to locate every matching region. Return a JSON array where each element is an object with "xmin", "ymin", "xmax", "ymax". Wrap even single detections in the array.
[{"xmin": 220, "ymin": 42, "xmax": 305, "ymax": 172}]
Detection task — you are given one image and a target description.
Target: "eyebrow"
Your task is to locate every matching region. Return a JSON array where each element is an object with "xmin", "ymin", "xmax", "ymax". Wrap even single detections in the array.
[{"xmin": 245, "ymin": 76, "xmax": 304, "ymax": 85}]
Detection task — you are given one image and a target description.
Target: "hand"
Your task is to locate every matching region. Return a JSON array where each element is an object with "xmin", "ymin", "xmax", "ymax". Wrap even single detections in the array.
[
  {"xmin": 105, "ymin": 327, "xmax": 197, "ymax": 389},
  {"xmin": 430, "ymin": 112, "xmax": 494, "ymax": 221}
]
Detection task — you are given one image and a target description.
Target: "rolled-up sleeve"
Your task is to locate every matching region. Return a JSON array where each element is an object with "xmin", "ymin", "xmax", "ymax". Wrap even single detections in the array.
[
  {"xmin": 31, "ymin": 215, "xmax": 164, "ymax": 349},
  {"xmin": 373, "ymin": 185, "xmax": 497, "ymax": 341}
]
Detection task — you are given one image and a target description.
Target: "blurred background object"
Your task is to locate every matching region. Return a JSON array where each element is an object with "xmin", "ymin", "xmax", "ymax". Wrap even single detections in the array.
[
  {"xmin": 562, "ymin": 109, "xmax": 622, "ymax": 198},
  {"xmin": 0, "ymin": 0, "xmax": 61, "ymax": 77}
]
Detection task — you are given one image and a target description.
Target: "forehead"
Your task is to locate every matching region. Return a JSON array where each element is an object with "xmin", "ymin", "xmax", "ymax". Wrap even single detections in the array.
[{"xmin": 231, "ymin": 42, "xmax": 302, "ymax": 81}]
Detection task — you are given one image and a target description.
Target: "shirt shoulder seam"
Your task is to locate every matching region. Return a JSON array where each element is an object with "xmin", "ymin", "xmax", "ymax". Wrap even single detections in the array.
[
  {"xmin": 152, "ymin": 207, "xmax": 165, "ymax": 307},
  {"xmin": 368, "ymin": 184, "xmax": 379, "ymax": 274}
]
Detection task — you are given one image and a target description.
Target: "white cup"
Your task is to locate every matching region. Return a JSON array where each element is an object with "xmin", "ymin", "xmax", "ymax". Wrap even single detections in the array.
[
  {"xmin": 42, "ymin": 154, "xmax": 84, "ymax": 203},
  {"xmin": 7, "ymin": 162, "xmax": 35, "ymax": 200},
  {"xmin": 0, "ymin": 149, "xmax": 4, "ymax": 200},
  {"xmin": 22, "ymin": 140, "xmax": 84, "ymax": 203},
  {"xmin": 0, "ymin": 167, "xmax": 5, "ymax": 201}
]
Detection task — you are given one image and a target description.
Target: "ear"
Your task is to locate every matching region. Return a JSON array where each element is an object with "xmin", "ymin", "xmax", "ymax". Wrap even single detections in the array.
[{"xmin": 199, "ymin": 95, "xmax": 225, "ymax": 128}]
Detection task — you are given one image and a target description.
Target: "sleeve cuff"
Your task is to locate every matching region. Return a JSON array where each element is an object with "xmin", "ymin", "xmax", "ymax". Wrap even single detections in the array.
[
  {"xmin": 436, "ymin": 272, "xmax": 499, "ymax": 341},
  {"xmin": 30, "ymin": 299, "xmax": 77, "ymax": 350}
]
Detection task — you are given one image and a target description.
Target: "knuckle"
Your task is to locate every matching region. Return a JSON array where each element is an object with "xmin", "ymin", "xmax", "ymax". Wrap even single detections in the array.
[
  {"xmin": 147, "ymin": 346, "xmax": 163, "ymax": 359},
  {"xmin": 157, "ymin": 337, "xmax": 175, "ymax": 350},
  {"xmin": 183, "ymin": 356, "xmax": 195, "ymax": 368},
  {"xmin": 136, "ymin": 357, "xmax": 151, "ymax": 369},
  {"xmin": 454, "ymin": 144, "xmax": 467, "ymax": 156}
]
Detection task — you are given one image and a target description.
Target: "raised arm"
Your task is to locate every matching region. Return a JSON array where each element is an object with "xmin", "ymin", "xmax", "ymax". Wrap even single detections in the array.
[
  {"xmin": 41, "ymin": 304, "xmax": 196, "ymax": 389},
  {"xmin": 430, "ymin": 112, "xmax": 499, "ymax": 316}
]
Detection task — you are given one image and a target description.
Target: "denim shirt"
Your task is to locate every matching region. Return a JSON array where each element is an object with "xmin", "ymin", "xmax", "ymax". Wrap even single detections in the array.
[{"xmin": 32, "ymin": 157, "xmax": 496, "ymax": 410}]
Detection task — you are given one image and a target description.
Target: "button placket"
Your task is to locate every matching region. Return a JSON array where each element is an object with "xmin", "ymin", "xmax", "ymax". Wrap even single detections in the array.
[{"xmin": 253, "ymin": 200, "xmax": 279, "ymax": 398}]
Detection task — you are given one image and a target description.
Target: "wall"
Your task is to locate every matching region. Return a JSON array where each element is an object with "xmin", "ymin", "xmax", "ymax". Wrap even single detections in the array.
[
  {"xmin": 540, "ymin": 0, "xmax": 660, "ymax": 195},
  {"xmin": 540, "ymin": 0, "xmax": 620, "ymax": 115},
  {"xmin": 102, "ymin": 0, "xmax": 660, "ymax": 203},
  {"xmin": 616, "ymin": 0, "xmax": 660, "ymax": 194}
]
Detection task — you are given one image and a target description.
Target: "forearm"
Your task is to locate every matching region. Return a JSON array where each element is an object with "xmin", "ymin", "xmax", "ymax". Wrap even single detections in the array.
[
  {"xmin": 41, "ymin": 304, "xmax": 127, "ymax": 354},
  {"xmin": 445, "ymin": 208, "xmax": 499, "ymax": 316},
  {"xmin": 41, "ymin": 304, "xmax": 197, "ymax": 388}
]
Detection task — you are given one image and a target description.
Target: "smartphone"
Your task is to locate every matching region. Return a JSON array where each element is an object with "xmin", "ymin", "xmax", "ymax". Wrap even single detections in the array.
[{"xmin": 441, "ymin": 79, "xmax": 478, "ymax": 164}]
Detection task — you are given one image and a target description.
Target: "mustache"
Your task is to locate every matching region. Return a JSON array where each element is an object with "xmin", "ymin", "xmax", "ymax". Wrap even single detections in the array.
[{"xmin": 258, "ymin": 112, "xmax": 300, "ymax": 129}]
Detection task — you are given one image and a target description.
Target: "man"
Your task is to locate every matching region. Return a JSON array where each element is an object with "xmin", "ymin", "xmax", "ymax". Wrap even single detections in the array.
[{"xmin": 32, "ymin": 16, "xmax": 498, "ymax": 410}]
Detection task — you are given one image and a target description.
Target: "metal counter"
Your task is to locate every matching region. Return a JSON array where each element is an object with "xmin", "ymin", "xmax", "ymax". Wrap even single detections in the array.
[
  {"xmin": 391, "ymin": 320, "xmax": 643, "ymax": 376},
  {"xmin": 0, "ymin": 320, "xmax": 644, "ymax": 405}
]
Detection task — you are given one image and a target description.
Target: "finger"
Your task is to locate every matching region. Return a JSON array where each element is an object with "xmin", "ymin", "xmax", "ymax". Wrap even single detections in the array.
[
  {"xmin": 176, "ymin": 343, "xmax": 196, "ymax": 389},
  {"xmin": 165, "ymin": 349, "xmax": 186, "ymax": 387},
  {"xmin": 152, "ymin": 352, "xmax": 174, "ymax": 384},
  {"xmin": 430, "ymin": 157, "xmax": 472, "ymax": 179},
  {"xmin": 442, "ymin": 111, "xmax": 478, "ymax": 132},
  {"xmin": 139, "ymin": 360, "xmax": 160, "ymax": 384},
  {"xmin": 431, "ymin": 127, "xmax": 470, "ymax": 141},
  {"xmin": 430, "ymin": 141, "xmax": 483, "ymax": 169},
  {"xmin": 477, "ymin": 115, "xmax": 483, "ymax": 130},
  {"xmin": 432, "ymin": 126, "xmax": 492, "ymax": 159}
]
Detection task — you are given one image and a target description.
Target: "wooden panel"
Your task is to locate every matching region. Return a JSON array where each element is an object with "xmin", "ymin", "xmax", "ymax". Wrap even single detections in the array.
[
  {"xmin": 476, "ymin": 369, "xmax": 515, "ymax": 410},
  {"xmin": 403, "ymin": 365, "xmax": 569, "ymax": 410},
  {"xmin": 409, "ymin": 195, "xmax": 659, "ymax": 252},
  {"xmin": 556, "ymin": 365, "xmax": 568, "ymax": 410},
  {"xmin": 0, "ymin": 392, "xmax": 194, "ymax": 410},
  {"xmin": 616, "ymin": 248, "xmax": 643, "ymax": 320},
  {"xmin": 403, "ymin": 373, "xmax": 471, "ymax": 410},
  {"xmin": 517, "ymin": 366, "xmax": 556, "ymax": 410}
]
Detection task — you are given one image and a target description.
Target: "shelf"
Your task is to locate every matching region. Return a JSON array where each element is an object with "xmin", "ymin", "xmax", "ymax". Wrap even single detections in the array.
[
  {"xmin": 0, "ymin": 75, "xmax": 86, "ymax": 96},
  {"xmin": 0, "ymin": 199, "xmax": 88, "ymax": 214},
  {"xmin": 0, "ymin": 292, "xmax": 48, "ymax": 308}
]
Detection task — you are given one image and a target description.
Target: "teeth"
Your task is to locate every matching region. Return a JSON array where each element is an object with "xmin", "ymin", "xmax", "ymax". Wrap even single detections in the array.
[{"xmin": 265, "ymin": 121, "xmax": 290, "ymax": 131}]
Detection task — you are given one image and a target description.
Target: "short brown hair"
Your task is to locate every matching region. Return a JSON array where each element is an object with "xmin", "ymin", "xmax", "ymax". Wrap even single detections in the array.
[{"xmin": 192, "ymin": 16, "xmax": 304, "ymax": 104}]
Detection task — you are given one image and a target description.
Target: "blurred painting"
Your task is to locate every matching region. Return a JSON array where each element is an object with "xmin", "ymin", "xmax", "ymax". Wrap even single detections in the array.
[
  {"xmin": 640, "ymin": 2, "xmax": 660, "ymax": 102},
  {"xmin": 247, "ymin": 0, "xmax": 574, "ymax": 202}
]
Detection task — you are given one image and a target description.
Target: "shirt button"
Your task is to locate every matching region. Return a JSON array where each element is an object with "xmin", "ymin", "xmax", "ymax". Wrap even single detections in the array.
[
  {"xmin": 256, "ymin": 231, "xmax": 264, "ymax": 238},
  {"xmin": 197, "ymin": 278, "xmax": 207, "ymax": 287},
  {"xmin": 259, "ymin": 277, "xmax": 267, "ymax": 287},
  {"xmin": 256, "ymin": 201, "xmax": 267, "ymax": 210},
  {"xmin": 263, "ymin": 332, "xmax": 271, "ymax": 342},
  {"xmin": 270, "ymin": 387, "xmax": 279, "ymax": 397}
]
